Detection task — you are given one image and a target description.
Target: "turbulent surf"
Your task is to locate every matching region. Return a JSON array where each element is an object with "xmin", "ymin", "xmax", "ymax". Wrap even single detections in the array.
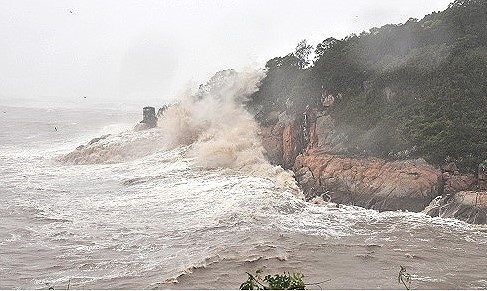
[{"xmin": 1, "ymin": 70, "xmax": 486, "ymax": 289}]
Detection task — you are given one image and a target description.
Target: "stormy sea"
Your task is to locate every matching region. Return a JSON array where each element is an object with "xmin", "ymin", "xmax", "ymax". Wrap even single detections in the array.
[{"xmin": 1, "ymin": 71, "xmax": 486, "ymax": 289}]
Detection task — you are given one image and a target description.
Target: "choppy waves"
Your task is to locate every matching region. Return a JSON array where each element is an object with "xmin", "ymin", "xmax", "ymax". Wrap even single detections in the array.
[
  {"xmin": 58, "ymin": 69, "xmax": 302, "ymax": 197},
  {"xmin": 2, "ymin": 80, "xmax": 487, "ymax": 288}
]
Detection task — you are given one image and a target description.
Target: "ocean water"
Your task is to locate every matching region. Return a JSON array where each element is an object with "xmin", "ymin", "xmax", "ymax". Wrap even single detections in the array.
[{"xmin": 1, "ymin": 104, "xmax": 486, "ymax": 290}]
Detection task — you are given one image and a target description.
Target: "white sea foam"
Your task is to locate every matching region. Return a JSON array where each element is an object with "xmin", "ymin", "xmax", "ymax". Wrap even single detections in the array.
[
  {"xmin": 59, "ymin": 69, "xmax": 302, "ymax": 196},
  {"xmin": 2, "ymin": 105, "xmax": 487, "ymax": 289}
]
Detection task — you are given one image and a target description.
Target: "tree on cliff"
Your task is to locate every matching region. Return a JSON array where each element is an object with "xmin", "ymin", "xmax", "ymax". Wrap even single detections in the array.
[
  {"xmin": 247, "ymin": 0, "xmax": 487, "ymax": 172},
  {"xmin": 294, "ymin": 39, "xmax": 313, "ymax": 69},
  {"xmin": 248, "ymin": 39, "xmax": 320, "ymax": 120}
]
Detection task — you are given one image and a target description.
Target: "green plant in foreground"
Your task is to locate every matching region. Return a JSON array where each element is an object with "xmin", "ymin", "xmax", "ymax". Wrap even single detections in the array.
[
  {"xmin": 398, "ymin": 265, "xmax": 412, "ymax": 290},
  {"xmin": 240, "ymin": 268, "xmax": 306, "ymax": 290}
]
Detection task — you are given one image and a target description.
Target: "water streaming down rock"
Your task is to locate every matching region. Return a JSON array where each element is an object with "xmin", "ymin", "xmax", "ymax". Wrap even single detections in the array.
[{"xmin": 257, "ymin": 103, "xmax": 487, "ymax": 223}]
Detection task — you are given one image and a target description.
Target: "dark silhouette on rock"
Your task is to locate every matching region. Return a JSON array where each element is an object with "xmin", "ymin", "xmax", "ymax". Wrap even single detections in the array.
[
  {"xmin": 157, "ymin": 105, "xmax": 168, "ymax": 118},
  {"xmin": 134, "ymin": 106, "xmax": 158, "ymax": 131}
]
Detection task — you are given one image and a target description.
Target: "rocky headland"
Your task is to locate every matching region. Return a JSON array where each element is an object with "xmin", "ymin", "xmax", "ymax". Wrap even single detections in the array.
[
  {"xmin": 67, "ymin": 98, "xmax": 486, "ymax": 225},
  {"xmin": 258, "ymin": 107, "xmax": 487, "ymax": 224}
]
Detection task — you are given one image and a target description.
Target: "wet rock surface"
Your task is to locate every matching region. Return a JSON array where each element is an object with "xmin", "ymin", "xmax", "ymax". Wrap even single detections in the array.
[
  {"xmin": 425, "ymin": 191, "xmax": 487, "ymax": 224},
  {"xmin": 294, "ymin": 153, "xmax": 441, "ymax": 212},
  {"xmin": 257, "ymin": 109, "xmax": 486, "ymax": 224},
  {"xmin": 259, "ymin": 123, "xmax": 284, "ymax": 165}
]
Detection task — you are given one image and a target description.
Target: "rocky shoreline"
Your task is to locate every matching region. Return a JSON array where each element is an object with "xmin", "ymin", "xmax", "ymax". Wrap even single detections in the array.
[
  {"xmin": 258, "ymin": 108, "xmax": 487, "ymax": 224},
  {"xmin": 122, "ymin": 105, "xmax": 486, "ymax": 225}
]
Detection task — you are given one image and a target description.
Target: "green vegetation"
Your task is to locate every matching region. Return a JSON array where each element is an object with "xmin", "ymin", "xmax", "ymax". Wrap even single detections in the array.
[
  {"xmin": 240, "ymin": 266, "xmax": 414, "ymax": 289},
  {"xmin": 248, "ymin": 0, "xmax": 487, "ymax": 172},
  {"xmin": 398, "ymin": 266, "xmax": 412, "ymax": 290},
  {"xmin": 240, "ymin": 269, "xmax": 306, "ymax": 290}
]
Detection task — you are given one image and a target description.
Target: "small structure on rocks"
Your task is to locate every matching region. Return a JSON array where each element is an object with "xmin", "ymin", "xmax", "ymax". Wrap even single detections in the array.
[{"xmin": 134, "ymin": 106, "xmax": 158, "ymax": 131}]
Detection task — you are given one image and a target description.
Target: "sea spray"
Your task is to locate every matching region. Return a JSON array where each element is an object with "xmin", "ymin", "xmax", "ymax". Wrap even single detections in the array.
[
  {"xmin": 159, "ymin": 69, "xmax": 302, "ymax": 196},
  {"xmin": 59, "ymin": 69, "xmax": 303, "ymax": 197},
  {"xmin": 3, "ymin": 106, "xmax": 487, "ymax": 289},
  {"xmin": 57, "ymin": 128, "xmax": 167, "ymax": 164}
]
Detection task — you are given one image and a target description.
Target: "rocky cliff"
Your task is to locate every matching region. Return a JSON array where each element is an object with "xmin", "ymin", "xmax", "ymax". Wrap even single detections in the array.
[
  {"xmin": 294, "ymin": 153, "xmax": 440, "ymax": 212},
  {"xmin": 258, "ymin": 108, "xmax": 487, "ymax": 224}
]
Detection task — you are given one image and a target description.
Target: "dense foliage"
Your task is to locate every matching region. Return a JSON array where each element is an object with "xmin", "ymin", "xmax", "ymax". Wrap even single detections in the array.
[
  {"xmin": 398, "ymin": 266, "xmax": 412, "ymax": 290},
  {"xmin": 240, "ymin": 269, "xmax": 306, "ymax": 290},
  {"xmin": 248, "ymin": 0, "xmax": 487, "ymax": 172}
]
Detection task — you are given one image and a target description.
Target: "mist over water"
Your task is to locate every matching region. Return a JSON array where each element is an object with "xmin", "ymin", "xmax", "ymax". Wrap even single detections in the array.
[
  {"xmin": 59, "ymin": 69, "xmax": 301, "ymax": 194},
  {"xmin": 0, "ymin": 71, "xmax": 486, "ymax": 289},
  {"xmin": 160, "ymin": 69, "xmax": 301, "ymax": 193}
]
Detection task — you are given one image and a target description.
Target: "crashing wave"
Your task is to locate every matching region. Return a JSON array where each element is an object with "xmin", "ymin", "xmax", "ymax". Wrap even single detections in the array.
[{"xmin": 58, "ymin": 68, "xmax": 302, "ymax": 197}]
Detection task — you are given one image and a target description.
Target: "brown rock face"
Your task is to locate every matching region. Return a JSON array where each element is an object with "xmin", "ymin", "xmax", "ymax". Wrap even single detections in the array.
[
  {"xmin": 425, "ymin": 191, "xmax": 487, "ymax": 224},
  {"xmin": 282, "ymin": 117, "xmax": 305, "ymax": 169},
  {"xmin": 307, "ymin": 112, "xmax": 354, "ymax": 155},
  {"xmin": 294, "ymin": 153, "xmax": 441, "ymax": 212},
  {"xmin": 257, "ymin": 109, "xmax": 486, "ymax": 223},
  {"xmin": 259, "ymin": 113, "xmax": 307, "ymax": 169},
  {"xmin": 442, "ymin": 172, "xmax": 477, "ymax": 194},
  {"xmin": 311, "ymin": 114, "xmax": 335, "ymax": 149},
  {"xmin": 259, "ymin": 123, "xmax": 284, "ymax": 165}
]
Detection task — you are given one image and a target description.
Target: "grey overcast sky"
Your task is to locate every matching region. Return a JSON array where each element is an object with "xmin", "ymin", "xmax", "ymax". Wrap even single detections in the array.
[{"xmin": 0, "ymin": 0, "xmax": 451, "ymax": 109}]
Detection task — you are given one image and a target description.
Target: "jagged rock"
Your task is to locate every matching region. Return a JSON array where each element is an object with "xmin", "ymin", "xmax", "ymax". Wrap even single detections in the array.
[
  {"xmin": 259, "ymin": 123, "xmax": 284, "ymax": 165},
  {"xmin": 282, "ymin": 116, "xmax": 305, "ymax": 169},
  {"xmin": 294, "ymin": 153, "xmax": 441, "ymax": 212},
  {"xmin": 425, "ymin": 191, "xmax": 487, "ymax": 224},
  {"xmin": 259, "ymin": 111, "xmax": 309, "ymax": 168},
  {"xmin": 307, "ymin": 112, "xmax": 350, "ymax": 154},
  {"xmin": 442, "ymin": 172, "xmax": 477, "ymax": 194},
  {"xmin": 295, "ymin": 167, "xmax": 314, "ymax": 190},
  {"xmin": 261, "ymin": 134, "xmax": 283, "ymax": 165},
  {"xmin": 294, "ymin": 167, "xmax": 317, "ymax": 200},
  {"xmin": 309, "ymin": 114, "xmax": 335, "ymax": 150},
  {"xmin": 257, "ymin": 109, "xmax": 486, "ymax": 224},
  {"xmin": 271, "ymin": 122, "xmax": 285, "ymax": 136}
]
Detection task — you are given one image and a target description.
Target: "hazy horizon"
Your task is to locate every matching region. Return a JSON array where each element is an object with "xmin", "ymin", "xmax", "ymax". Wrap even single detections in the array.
[{"xmin": 1, "ymin": 0, "xmax": 451, "ymax": 109}]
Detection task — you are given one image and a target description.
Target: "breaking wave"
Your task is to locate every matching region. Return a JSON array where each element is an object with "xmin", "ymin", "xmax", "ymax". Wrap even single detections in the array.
[{"xmin": 58, "ymin": 69, "xmax": 302, "ymax": 197}]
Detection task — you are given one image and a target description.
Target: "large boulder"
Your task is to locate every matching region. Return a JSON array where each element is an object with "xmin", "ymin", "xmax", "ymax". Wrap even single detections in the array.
[
  {"xmin": 294, "ymin": 153, "xmax": 441, "ymax": 212},
  {"xmin": 425, "ymin": 191, "xmax": 487, "ymax": 224}
]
